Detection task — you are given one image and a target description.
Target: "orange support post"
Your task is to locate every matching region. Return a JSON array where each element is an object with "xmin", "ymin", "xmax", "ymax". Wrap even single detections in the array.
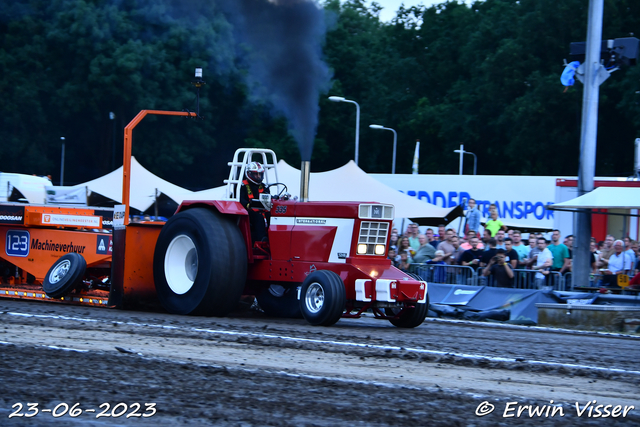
[{"xmin": 122, "ymin": 110, "xmax": 196, "ymax": 224}]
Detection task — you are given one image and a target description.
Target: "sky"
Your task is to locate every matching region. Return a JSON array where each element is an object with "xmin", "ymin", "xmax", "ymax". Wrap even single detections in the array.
[{"xmin": 350, "ymin": 1, "xmax": 444, "ymax": 22}]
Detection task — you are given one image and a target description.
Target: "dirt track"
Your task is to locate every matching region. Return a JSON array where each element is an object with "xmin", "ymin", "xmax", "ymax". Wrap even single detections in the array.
[{"xmin": 1, "ymin": 299, "xmax": 638, "ymax": 426}]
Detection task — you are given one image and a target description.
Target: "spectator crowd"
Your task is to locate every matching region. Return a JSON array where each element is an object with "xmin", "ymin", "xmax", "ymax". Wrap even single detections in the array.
[{"xmin": 388, "ymin": 203, "xmax": 640, "ymax": 290}]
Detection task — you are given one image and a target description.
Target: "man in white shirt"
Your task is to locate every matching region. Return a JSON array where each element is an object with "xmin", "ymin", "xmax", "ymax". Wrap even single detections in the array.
[
  {"xmin": 602, "ymin": 240, "xmax": 633, "ymax": 287},
  {"xmin": 532, "ymin": 237, "xmax": 553, "ymax": 289}
]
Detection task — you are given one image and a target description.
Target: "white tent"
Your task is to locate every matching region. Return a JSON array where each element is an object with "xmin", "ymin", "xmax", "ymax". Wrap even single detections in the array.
[
  {"xmin": 72, "ymin": 157, "xmax": 194, "ymax": 212},
  {"xmin": 547, "ymin": 187, "xmax": 640, "ymax": 211},
  {"xmin": 0, "ymin": 173, "xmax": 52, "ymax": 204},
  {"xmin": 183, "ymin": 186, "xmax": 228, "ymax": 201},
  {"xmin": 68, "ymin": 158, "xmax": 461, "ymax": 224}
]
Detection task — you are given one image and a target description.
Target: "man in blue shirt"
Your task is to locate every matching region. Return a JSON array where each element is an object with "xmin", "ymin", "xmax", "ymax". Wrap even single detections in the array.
[
  {"xmin": 511, "ymin": 230, "xmax": 530, "ymax": 266},
  {"xmin": 465, "ymin": 198, "xmax": 482, "ymax": 236}
]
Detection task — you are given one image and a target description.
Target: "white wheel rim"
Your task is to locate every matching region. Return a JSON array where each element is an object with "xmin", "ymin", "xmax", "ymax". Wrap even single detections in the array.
[
  {"xmin": 164, "ymin": 235, "xmax": 198, "ymax": 295},
  {"xmin": 305, "ymin": 282, "xmax": 324, "ymax": 314},
  {"xmin": 49, "ymin": 260, "xmax": 71, "ymax": 284}
]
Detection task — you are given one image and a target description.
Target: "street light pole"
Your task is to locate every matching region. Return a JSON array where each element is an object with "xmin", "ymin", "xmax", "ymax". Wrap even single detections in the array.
[
  {"xmin": 468, "ymin": 151, "xmax": 478, "ymax": 175},
  {"xmin": 109, "ymin": 112, "xmax": 116, "ymax": 170},
  {"xmin": 369, "ymin": 124, "xmax": 397, "ymax": 173},
  {"xmin": 453, "ymin": 145, "xmax": 478, "ymax": 175},
  {"xmin": 328, "ymin": 96, "xmax": 360, "ymax": 166},
  {"xmin": 60, "ymin": 137, "xmax": 65, "ymax": 186},
  {"xmin": 575, "ymin": 0, "xmax": 605, "ymax": 288}
]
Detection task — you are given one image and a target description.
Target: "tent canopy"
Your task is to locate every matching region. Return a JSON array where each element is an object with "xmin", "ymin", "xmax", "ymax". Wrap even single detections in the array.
[
  {"xmin": 0, "ymin": 173, "xmax": 52, "ymax": 204},
  {"xmin": 70, "ymin": 158, "xmax": 461, "ymax": 225},
  {"xmin": 547, "ymin": 187, "xmax": 640, "ymax": 212},
  {"xmin": 72, "ymin": 157, "xmax": 193, "ymax": 213}
]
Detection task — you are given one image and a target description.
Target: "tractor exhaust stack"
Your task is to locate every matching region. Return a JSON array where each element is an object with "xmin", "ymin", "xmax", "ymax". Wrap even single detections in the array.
[{"xmin": 300, "ymin": 161, "xmax": 310, "ymax": 202}]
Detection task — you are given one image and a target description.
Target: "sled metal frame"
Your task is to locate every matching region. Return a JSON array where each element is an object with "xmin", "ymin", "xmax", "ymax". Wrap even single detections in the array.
[{"xmin": 122, "ymin": 110, "xmax": 197, "ymax": 226}]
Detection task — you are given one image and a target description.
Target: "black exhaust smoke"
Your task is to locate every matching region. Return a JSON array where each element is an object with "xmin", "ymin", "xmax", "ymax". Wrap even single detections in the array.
[{"xmin": 220, "ymin": 0, "xmax": 331, "ymax": 162}]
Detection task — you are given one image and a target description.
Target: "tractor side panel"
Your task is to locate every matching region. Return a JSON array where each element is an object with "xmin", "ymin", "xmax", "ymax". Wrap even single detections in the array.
[
  {"xmin": 268, "ymin": 200, "xmax": 297, "ymax": 261},
  {"xmin": 290, "ymin": 226, "xmax": 337, "ymax": 262},
  {"xmin": 267, "ymin": 219, "xmax": 293, "ymax": 261},
  {"xmin": 292, "ymin": 218, "xmax": 354, "ymax": 263}
]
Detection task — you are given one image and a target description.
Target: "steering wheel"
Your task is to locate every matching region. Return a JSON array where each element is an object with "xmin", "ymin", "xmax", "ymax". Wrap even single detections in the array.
[{"xmin": 266, "ymin": 183, "xmax": 288, "ymax": 199}]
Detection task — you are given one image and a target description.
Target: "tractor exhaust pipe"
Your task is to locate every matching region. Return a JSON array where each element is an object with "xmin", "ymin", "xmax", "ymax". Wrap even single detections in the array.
[{"xmin": 300, "ymin": 161, "xmax": 310, "ymax": 202}]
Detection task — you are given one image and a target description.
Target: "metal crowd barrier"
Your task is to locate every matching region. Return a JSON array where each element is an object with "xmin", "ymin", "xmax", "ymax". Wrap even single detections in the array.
[
  {"xmin": 408, "ymin": 262, "xmax": 633, "ymax": 292},
  {"xmin": 411, "ymin": 264, "xmax": 477, "ymax": 286},
  {"xmin": 409, "ymin": 263, "xmax": 567, "ymax": 290},
  {"xmin": 478, "ymin": 268, "xmax": 564, "ymax": 290},
  {"xmin": 564, "ymin": 271, "xmax": 622, "ymax": 290}
]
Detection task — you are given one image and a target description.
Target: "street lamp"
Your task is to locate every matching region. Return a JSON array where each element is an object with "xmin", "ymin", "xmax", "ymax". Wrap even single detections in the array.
[
  {"xmin": 369, "ymin": 124, "xmax": 397, "ymax": 174},
  {"xmin": 109, "ymin": 112, "xmax": 116, "ymax": 170},
  {"xmin": 453, "ymin": 144, "xmax": 478, "ymax": 175},
  {"xmin": 328, "ymin": 96, "xmax": 360, "ymax": 165},
  {"xmin": 60, "ymin": 137, "xmax": 66, "ymax": 186}
]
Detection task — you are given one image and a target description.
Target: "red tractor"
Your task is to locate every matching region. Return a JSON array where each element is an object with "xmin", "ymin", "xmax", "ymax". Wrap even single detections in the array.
[
  {"xmin": 0, "ymin": 110, "xmax": 428, "ymax": 328},
  {"xmin": 152, "ymin": 147, "xmax": 428, "ymax": 327}
]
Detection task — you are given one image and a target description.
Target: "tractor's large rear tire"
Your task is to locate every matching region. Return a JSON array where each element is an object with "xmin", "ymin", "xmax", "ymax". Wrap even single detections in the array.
[
  {"xmin": 256, "ymin": 285, "xmax": 302, "ymax": 318},
  {"xmin": 153, "ymin": 208, "xmax": 247, "ymax": 316},
  {"xmin": 299, "ymin": 270, "xmax": 345, "ymax": 326},
  {"xmin": 43, "ymin": 253, "xmax": 87, "ymax": 298}
]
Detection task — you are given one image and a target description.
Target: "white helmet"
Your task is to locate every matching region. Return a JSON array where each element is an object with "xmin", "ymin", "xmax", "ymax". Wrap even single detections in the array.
[{"xmin": 246, "ymin": 161, "xmax": 265, "ymax": 185}]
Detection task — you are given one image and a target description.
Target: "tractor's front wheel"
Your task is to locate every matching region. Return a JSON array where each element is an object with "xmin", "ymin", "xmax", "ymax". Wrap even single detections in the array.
[
  {"xmin": 153, "ymin": 208, "xmax": 247, "ymax": 316},
  {"xmin": 299, "ymin": 270, "xmax": 345, "ymax": 326}
]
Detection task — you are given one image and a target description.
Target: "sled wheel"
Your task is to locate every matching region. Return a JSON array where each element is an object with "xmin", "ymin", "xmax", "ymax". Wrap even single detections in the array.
[
  {"xmin": 256, "ymin": 284, "xmax": 302, "ymax": 318},
  {"xmin": 299, "ymin": 270, "xmax": 346, "ymax": 326},
  {"xmin": 153, "ymin": 208, "xmax": 247, "ymax": 316},
  {"xmin": 43, "ymin": 253, "xmax": 87, "ymax": 298}
]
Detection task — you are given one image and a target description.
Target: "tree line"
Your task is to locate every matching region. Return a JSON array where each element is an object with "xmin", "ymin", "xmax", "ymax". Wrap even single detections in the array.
[{"xmin": 0, "ymin": 0, "xmax": 638, "ymax": 189}]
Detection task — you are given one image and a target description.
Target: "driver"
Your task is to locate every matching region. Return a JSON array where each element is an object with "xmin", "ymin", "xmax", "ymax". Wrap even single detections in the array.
[{"xmin": 240, "ymin": 161, "xmax": 270, "ymax": 242}]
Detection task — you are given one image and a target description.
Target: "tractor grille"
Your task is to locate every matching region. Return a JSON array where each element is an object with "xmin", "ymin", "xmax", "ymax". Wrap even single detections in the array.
[{"xmin": 358, "ymin": 221, "xmax": 389, "ymax": 255}]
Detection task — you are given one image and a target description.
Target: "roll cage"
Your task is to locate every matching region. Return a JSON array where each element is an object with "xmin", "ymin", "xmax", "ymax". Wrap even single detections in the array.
[{"xmin": 223, "ymin": 148, "xmax": 284, "ymax": 201}]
